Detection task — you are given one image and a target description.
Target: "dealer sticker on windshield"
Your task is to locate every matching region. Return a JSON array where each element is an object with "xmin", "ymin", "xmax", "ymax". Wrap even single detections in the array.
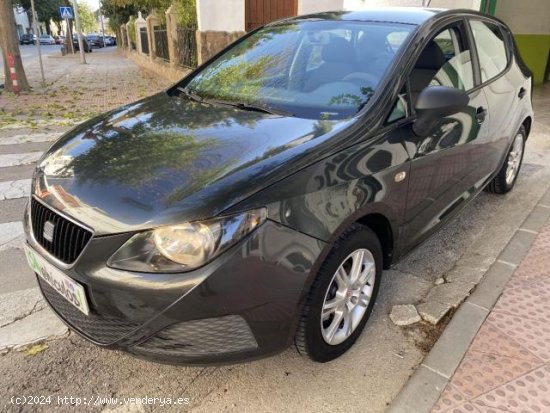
[{"xmin": 24, "ymin": 245, "xmax": 90, "ymax": 315}]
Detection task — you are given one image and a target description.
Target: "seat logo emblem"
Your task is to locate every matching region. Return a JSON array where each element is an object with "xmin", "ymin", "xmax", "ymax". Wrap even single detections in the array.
[{"xmin": 43, "ymin": 221, "xmax": 55, "ymax": 242}]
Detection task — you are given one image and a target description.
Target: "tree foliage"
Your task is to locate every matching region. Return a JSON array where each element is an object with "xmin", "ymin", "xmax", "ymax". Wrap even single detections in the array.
[
  {"xmin": 17, "ymin": 0, "xmax": 64, "ymax": 34},
  {"xmin": 101, "ymin": 0, "xmax": 196, "ymax": 29},
  {"xmin": 101, "ymin": 0, "xmax": 138, "ymax": 32},
  {"xmin": 173, "ymin": 0, "xmax": 196, "ymax": 27},
  {"xmin": 77, "ymin": 1, "xmax": 96, "ymax": 33}
]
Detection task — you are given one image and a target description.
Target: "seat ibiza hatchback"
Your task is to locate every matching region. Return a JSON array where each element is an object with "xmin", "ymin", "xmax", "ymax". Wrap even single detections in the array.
[{"xmin": 25, "ymin": 8, "xmax": 533, "ymax": 364}]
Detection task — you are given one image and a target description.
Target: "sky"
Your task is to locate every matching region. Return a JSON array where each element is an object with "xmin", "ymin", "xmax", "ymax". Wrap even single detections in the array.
[{"xmin": 82, "ymin": 0, "xmax": 100, "ymax": 12}]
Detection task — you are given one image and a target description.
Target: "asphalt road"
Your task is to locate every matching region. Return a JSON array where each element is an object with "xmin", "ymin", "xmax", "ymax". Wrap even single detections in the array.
[{"xmin": 0, "ymin": 44, "xmax": 60, "ymax": 84}]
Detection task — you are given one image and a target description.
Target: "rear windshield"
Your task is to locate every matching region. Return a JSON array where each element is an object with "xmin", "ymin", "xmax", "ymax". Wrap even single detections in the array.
[{"xmin": 181, "ymin": 20, "xmax": 414, "ymax": 120}]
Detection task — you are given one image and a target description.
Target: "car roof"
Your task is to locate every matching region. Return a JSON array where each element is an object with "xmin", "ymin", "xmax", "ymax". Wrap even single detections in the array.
[{"xmin": 283, "ymin": 7, "xmax": 481, "ymax": 26}]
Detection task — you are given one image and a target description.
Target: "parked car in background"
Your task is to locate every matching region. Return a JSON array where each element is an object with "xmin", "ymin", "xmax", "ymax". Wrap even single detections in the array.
[
  {"xmin": 39, "ymin": 35, "xmax": 55, "ymax": 45},
  {"xmin": 86, "ymin": 35, "xmax": 105, "ymax": 48},
  {"xmin": 72, "ymin": 36, "xmax": 92, "ymax": 53},
  {"xmin": 104, "ymin": 36, "xmax": 116, "ymax": 46},
  {"xmin": 19, "ymin": 34, "xmax": 36, "ymax": 45},
  {"xmin": 25, "ymin": 8, "xmax": 533, "ymax": 365}
]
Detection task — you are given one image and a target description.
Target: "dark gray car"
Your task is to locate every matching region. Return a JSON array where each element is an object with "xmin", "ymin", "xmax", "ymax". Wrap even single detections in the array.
[{"xmin": 24, "ymin": 8, "xmax": 533, "ymax": 364}]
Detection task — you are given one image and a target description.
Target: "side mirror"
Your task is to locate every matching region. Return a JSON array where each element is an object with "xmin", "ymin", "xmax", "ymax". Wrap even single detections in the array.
[{"xmin": 413, "ymin": 86, "xmax": 469, "ymax": 136}]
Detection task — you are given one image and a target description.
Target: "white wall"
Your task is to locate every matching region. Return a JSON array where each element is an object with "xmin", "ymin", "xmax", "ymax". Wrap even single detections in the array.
[
  {"xmin": 13, "ymin": 6, "xmax": 30, "ymax": 36},
  {"xmin": 430, "ymin": 0, "xmax": 480, "ymax": 9},
  {"xmin": 345, "ymin": 0, "xmax": 422, "ymax": 7},
  {"xmin": 494, "ymin": 0, "xmax": 549, "ymax": 34},
  {"xmin": 196, "ymin": 0, "xmax": 245, "ymax": 32},
  {"xmin": 344, "ymin": 0, "xmax": 480, "ymax": 10},
  {"xmin": 299, "ymin": 0, "xmax": 345, "ymax": 14}
]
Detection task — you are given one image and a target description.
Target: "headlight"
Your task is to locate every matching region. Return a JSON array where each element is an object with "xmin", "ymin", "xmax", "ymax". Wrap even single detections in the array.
[{"xmin": 107, "ymin": 208, "xmax": 266, "ymax": 273}]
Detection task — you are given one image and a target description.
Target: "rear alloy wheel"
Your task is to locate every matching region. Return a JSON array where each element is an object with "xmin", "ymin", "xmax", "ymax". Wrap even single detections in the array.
[
  {"xmin": 485, "ymin": 125, "xmax": 526, "ymax": 194},
  {"xmin": 295, "ymin": 224, "xmax": 382, "ymax": 362}
]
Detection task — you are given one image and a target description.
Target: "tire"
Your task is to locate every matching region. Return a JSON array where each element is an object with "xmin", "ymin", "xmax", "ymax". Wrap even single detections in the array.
[
  {"xmin": 295, "ymin": 224, "xmax": 382, "ymax": 362},
  {"xmin": 485, "ymin": 125, "xmax": 526, "ymax": 194}
]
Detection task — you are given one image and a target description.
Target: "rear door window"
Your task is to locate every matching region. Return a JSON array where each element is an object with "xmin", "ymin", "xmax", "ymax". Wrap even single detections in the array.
[{"xmin": 469, "ymin": 20, "xmax": 509, "ymax": 82}]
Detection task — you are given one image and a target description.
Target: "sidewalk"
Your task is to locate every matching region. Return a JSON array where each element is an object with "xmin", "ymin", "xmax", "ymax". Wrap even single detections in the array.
[
  {"xmin": 432, "ymin": 211, "xmax": 550, "ymax": 413},
  {"xmin": 0, "ymin": 48, "xmax": 171, "ymax": 122},
  {"xmin": 389, "ymin": 186, "xmax": 550, "ymax": 413}
]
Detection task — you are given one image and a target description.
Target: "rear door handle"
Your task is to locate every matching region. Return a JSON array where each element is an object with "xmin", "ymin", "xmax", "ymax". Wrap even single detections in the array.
[
  {"xmin": 518, "ymin": 87, "xmax": 526, "ymax": 99},
  {"xmin": 476, "ymin": 106, "xmax": 487, "ymax": 124}
]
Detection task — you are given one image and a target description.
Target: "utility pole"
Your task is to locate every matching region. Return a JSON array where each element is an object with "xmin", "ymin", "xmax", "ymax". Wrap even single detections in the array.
[
  {"xmin": 72, "ymin": 0, "xmax": 86, "ymax": 64},
  {"xmin": 30, "ymin": 0, "xmax": 46, "ymax": 86}
]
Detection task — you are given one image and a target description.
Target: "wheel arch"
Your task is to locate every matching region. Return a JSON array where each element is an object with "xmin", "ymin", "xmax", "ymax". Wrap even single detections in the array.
[
  {"xmin": 355, "ymin": 213, "xmax": 394, "ymax": 269},
  {"xmin": 522, "ymin": 116, "xmax": 532, "ymax": 139}
]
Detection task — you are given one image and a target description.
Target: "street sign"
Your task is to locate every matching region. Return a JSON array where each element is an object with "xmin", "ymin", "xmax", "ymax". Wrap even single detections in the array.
[{"xmin": 59, "ymin": 6, "xmax": 73, "ymax": 19}]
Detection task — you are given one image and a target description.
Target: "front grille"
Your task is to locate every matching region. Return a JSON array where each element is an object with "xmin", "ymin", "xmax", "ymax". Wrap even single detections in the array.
[
  {"xmin": 38, "ymin": 277, "xmax": 138, "ymax": 345},
  {"xmin": 134, "ymin": 315, "xmax": 258, "ymax": 357},
  {"xmin": 31, "ymin": 198, "xmax": 92, "ymax": 264}
]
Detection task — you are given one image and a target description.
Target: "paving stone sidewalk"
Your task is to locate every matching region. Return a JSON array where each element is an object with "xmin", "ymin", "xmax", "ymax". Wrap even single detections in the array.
[
  {"xmin": 432, "ymin": 213, "xmax": 550, "ymax": 413},
  {"xmin": 0, "ymin": 48, "xmax": 171, "ymax": 125}
]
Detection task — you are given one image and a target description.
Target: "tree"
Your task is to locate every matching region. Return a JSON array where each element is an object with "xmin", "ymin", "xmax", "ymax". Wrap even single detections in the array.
[
  {"xmin": 77, "ymin": 1, "xmax": 95, "ymax": 33},
  {"xmin": 0, "ymin": 0, "xmax": 30, "ymax": 92},
  {"xmin": 17, "ymin": 0, "xmax": 64, "ymax": 35}
]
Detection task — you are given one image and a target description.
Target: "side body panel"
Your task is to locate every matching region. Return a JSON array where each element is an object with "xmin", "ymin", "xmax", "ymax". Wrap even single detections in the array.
[
  {"xmin": 470, "ymin": 20, "xmax": 534, "ymax": 160},
  {"xmin": 401, "ymin": 88, "xmax": 491, "ymax": 250},
  {"xmin": 231, "ymin": 126, "xmax": 412, "ymax": 251}
]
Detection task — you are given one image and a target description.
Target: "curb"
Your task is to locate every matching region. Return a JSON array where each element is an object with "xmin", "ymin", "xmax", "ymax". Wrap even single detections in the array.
[{"xmin": 388, "ymin": 187, "xmax": 550, "ymax": 413}]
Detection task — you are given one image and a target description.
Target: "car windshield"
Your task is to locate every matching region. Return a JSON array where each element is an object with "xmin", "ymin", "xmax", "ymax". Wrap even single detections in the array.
[{"xmin": 182, "ymin": 20, "xmax": 414, "ymax": 120}]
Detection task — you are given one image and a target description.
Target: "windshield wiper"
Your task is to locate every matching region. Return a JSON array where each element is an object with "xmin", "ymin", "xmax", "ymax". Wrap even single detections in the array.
[
  {"xmin": 175, "ymin": 87, "xmax": 205, "ymax": 103},
  {"xmin": 175, "ymin": 89, "xmax": 293, "ymax": 117},
  {"xmin": 208, "ymin": 99, "xmax": 294, "ymax": 117}
]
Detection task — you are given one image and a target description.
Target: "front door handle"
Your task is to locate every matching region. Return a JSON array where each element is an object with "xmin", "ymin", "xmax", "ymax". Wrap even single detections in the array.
[
  {"xmin": 518, "ymin": 87, "xmax": 526, "ymax": 99},
  {"xmin": 476, "ymin": 106, "xmax": 487, "ymax": 124}
]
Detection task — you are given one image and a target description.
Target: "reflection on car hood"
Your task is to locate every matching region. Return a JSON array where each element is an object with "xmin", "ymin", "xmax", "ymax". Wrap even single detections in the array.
[{"xmin": 34, "ymin": 92, "xmax": 351, "ymax": 235}]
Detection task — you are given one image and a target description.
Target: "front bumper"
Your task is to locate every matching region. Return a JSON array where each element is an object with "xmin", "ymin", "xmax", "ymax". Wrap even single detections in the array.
[{"xmin": 25, "ymin": 207, "xmax": 326, "ymax": 365}]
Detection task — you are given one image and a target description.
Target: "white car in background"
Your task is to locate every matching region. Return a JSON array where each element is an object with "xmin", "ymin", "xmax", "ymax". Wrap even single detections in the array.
[{"xmin": 39, "ymin": 35, "xmax": 55, "ymax": 45}]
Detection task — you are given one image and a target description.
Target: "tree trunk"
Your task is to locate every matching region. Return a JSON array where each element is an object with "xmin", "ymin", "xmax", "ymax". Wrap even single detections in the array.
[
  {"xmin": 63, "ymin": 0, "xmax": 74, "ymax": 53},
  {"xmin": 64, "ymin": 20, "xmax": 74, "ymax": 53},
  {"xmin": 0, "ymin": 0, "xmax": 30, "ymax": 93}
]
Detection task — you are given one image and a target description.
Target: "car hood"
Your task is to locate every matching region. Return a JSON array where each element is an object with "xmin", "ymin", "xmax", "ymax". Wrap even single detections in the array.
[{"xmin": 34, "ymin": 92, "xmax": 353, "ymax": 235}]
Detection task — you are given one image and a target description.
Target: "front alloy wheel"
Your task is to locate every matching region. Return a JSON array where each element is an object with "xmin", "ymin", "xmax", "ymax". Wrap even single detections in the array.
[
  {"xmin": 295, "ymin": 224, "xmax": 382, "ymax": 362},
  {"xmin": 321, "ymin": 249, "xmax": 376, "ymax": 345}
]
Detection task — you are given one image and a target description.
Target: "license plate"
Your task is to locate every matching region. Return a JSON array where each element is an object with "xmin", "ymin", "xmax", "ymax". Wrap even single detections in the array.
[{"xmin": 24, "ymin": 245, "xmax": 90, "ymax": 315}]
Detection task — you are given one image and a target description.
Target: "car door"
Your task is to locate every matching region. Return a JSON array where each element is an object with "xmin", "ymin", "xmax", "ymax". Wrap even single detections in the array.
[
  {"xmin": 468, "ymin": 19, "xmax": 519, "ymax": 172},
  {"xmin": 398, "ymin": 19, "xmax": 491, "ymax": 250}
]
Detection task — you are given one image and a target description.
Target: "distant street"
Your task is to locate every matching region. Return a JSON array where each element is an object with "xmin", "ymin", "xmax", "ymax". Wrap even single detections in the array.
[
  {"xmin": 1, "ymin": 44, "xmax": 115, "ymax": 86},
  {"xmin": 15, "ymin": 43, "xmax": 60, "ymax": 60},
  {"xmin": 0, "ymin": 44, "xmax": 59, "ymax": 84}
]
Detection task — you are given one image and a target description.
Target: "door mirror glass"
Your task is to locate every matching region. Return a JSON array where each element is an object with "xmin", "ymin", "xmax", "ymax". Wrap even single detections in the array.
[{"xmin": 413, "ymin": 86, "xmax": 469, "ymax": 136}]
